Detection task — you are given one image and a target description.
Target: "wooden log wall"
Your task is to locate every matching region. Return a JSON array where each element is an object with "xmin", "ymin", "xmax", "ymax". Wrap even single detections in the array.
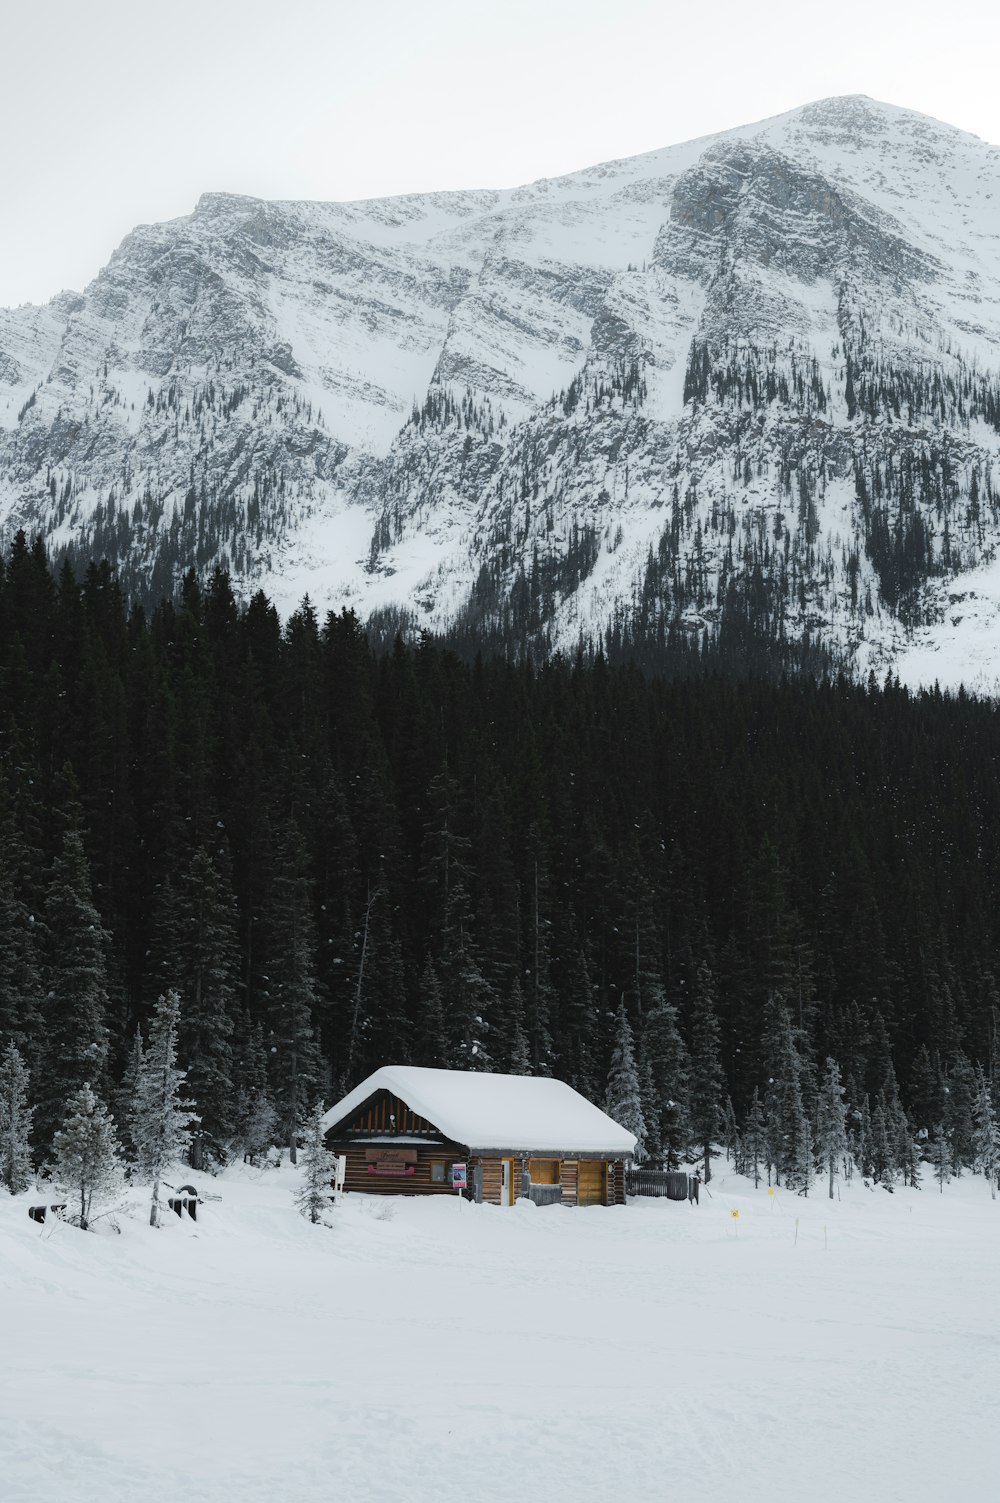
[
  {"xmin": 331, "ymin": 1141, "xmax": 629, "ymax": 1206},
  {"xmin": 608, "ymin": 1160, "xmax": 626, "ymax": 1206},
  {"xmin": 558, "ymin": 1160, "xmax": 579, "ymax": 1206},
  {"xmin": 476, "ymin": 1157, "xmax": 504, "ymax": 1205},
  {"xmin": 336, "ymin": 1142, "xmax": 466, "ymax": 1197}
]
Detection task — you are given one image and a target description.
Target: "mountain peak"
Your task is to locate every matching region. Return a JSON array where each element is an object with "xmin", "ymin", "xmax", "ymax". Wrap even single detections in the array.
[{"xmin": 4, "ymin": 101, "xmax": 1000, "ymax": 690}]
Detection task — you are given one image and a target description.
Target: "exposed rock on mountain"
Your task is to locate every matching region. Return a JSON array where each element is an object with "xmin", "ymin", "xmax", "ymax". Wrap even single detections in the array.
[{"xmin": 4, "ymin": 96, "xmax": 1000, "ymax": 686}]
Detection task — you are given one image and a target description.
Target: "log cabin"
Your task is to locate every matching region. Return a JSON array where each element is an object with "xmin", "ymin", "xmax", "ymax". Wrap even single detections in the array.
[{"xmin": 321, "ymin": 1065, "xmax": 636, "ymax": 1207}]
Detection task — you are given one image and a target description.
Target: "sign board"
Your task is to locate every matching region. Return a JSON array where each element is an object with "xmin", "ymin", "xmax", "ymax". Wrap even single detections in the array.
[
  {"xmin": 365, "ymin": 1148, "xmax": 417, "ymax": 1176},
  {"xmin": 450, "ymin": 1162, "xmax": 468, "ymax": 1189}
]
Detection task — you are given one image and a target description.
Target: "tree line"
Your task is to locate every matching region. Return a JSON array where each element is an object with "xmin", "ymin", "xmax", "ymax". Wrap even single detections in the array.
[{"xmin": 2, "ymin": 531, "xmax": 1000, "ymax": 1200}]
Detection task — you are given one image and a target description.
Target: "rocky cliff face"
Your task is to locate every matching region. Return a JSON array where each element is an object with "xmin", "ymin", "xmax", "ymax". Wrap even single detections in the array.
[{"xmin": 4, "ymin": 96, "xmax": 1000, "ymax": 686}]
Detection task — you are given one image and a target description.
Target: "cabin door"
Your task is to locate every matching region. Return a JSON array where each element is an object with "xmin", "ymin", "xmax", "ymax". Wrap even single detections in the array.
[
  {"xmin": 500, "ymin": 1158, "xmax": 511, "ymax": 1206},
  {"xmin": 578, "ymin": 1160, "xmax": 607, "ymax": 1207}
]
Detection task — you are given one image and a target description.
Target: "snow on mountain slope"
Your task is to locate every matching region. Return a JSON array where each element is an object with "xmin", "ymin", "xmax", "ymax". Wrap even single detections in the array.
[{"xmin": 4, "ymin": 96, "xmax": 1000, "ymax": 686}]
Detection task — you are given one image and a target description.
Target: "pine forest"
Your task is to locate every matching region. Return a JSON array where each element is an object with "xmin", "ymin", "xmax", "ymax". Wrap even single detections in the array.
[{"xmin": 2, "ymin": 529, "xmax": 999, "ymax": 1194}]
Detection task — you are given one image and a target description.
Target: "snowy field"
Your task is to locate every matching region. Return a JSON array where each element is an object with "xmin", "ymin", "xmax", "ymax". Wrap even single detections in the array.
[{"xmin": 1, "ymin": 1166, "xmax": 998, "ymax": 1503}]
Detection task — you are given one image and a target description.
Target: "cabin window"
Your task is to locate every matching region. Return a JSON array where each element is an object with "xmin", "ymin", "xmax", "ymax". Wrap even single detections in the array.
[{"xmin": 430, "ymin": 1161, "xmax": 446, "ymax": 1183}]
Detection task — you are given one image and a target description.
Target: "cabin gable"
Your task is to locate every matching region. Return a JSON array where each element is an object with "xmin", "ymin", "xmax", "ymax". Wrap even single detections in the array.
[{"xmin": 333, "ymin": 1087, "xmax": 446, "ymax": 1141}]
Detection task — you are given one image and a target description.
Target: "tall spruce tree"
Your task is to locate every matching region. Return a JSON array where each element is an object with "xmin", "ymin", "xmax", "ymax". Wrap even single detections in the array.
[
  {"xmin": 114, "ymin": 1026, "xmax": 144, "ymax": 1165},
  {"xmin": 0, "ymin": 823, "xmax": 44, "ymax": 1058},
  {"xmin": 815, "ymin": 1057, "xmax": 850, "ymax": 1200},
  {"xmin": 763, "ymin": 1001, "xmax": 812, "ymax": 1193},
  {"xmin": 642, "ymin": 996, "xmax": 689, "ymax": 1169},
  {"xmin": 38, "ymin": 822, "xmax": 112, "ymax": 1149},
  {"xmin": 149, "ymin": 846, "xmax": 240, "ymax": 1168},
  {"xmin": 972, "ymin": 1066, "xmax": 999, "ymax": 1199},
  {"xmin": 413, "ymin": 954, "xmax": 448, "ymax": 1068},
  {"xmin": 130, "ymin": 991, "xmax": 196, "ymax": 1227},
  {"xmin": 606, "ymin": 1003, "xmax": 646, "ymax": 1162},
  {"xmin": 742, "ymin": 1088, "xmax": 766, "ymax": 1187},
  {"xmin": 263, "ymin": 826, "xmax": 323, "ymax": 1160},
  {"xmin": 0, "ymin": 1041, "xmax": 33, "ymax": 1192},
  {"xmin": 932, "ymin": 1121, "xmax": 952, "ymax": 1193},
  {"xmin": 687, "ymin": 961, "xmax": 725, "ymax": 1181},
  {"xmin": 231, "ymin": 1016, "xmax": 278, "ymax": 1165}
]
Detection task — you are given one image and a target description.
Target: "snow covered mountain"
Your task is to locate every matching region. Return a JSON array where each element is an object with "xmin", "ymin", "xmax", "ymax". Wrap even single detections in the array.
[{"xmin": 4, "ymin": 95, "xmax": 1000, "ymax": 686}]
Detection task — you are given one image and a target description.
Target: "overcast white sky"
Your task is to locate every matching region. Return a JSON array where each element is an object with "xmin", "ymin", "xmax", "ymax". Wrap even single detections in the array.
[{"xmin": 2, "ymin": 0, "xmax": 998, "ymax": 308}]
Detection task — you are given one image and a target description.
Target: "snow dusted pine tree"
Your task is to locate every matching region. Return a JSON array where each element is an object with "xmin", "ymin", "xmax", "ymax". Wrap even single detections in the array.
[
  {"xmin": 815, "ymin": 1057, "xmax": 850, "ymax": 1200},
  {"xmin": 932, "ymin": 1122, "xmax": 952, "ymax": 1194},
  {"xmin": 0, "ymin": 1041, "xmax": 33, "ymax": 1193},
  {"xmin": 763, "ymin": 1002, "xmax": 812, "ymax": 1193},
  {"xmin": 687, "ymin": 961, "xmax": 725, "ymax": 1182},
  {"xmin": 130, "ymin": 991, "xmax": 196, "ymax": 1227},
  {"xmin": 39, "ymin": 824, "xmax": 112, "ymax": 1149},
  {"xmin": 606, "ymin": 1002, "xmax": 646, "ymax": 1162},
  {"xmin": 51, "ymin": 1084, "xmax": 123, "ymax": 1230},
  {"xmin": 295, "ymin": 1101, "xmax": 336, "ymax": 1224},
  {"xmin": 642, "ymin": 996, "xmax": 688, "ymax": 1169},
  {"xmin": 972, "ymin": 1067, "xmax": 1000, "ymax": 1200},
  {"xmin": 742, "ymin": 1089, "xmax": 766, "ymax": 1188},
  {"xmin": 113, "ymin": 1027, "xmax": 144, "ymax": 1166},
  {"xmin": 231, "ymin": 1017, "xmax": 278, "ymax": 1165}
]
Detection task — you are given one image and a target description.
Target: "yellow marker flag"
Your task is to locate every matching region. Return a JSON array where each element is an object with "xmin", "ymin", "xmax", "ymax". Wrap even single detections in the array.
[{"xmin": 730, "ymin": 1208, "xmax": 740, "ymax": 1219}]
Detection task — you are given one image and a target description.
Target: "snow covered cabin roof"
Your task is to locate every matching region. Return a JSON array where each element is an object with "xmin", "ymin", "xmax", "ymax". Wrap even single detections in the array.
[{"xmin": 321, "ymin": 1066, "xmax": 637, "ymax": 1157}]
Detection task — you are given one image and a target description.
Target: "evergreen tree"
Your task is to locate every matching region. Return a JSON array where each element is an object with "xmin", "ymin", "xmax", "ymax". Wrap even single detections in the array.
[
  {"xmin": 230, "ymin": 1017, "xmax": 279, "ymax": 1165},
  {"xmin": 51, "ymin": 1083, "xmax": 124, "ymax": 1230},
  {"xmin": 763, "ymin": 1001, "xmax": 812, "ymax": 1193},
  {"xmin": 743, "ymin": 1088, "xmax": 766, "ymax": 1187},
  {"xmin": 38, "ymin": 823, "xmax": 112, "ymax": 1149},
  {"xmin": 972, "ymin": 1067, "xmax": 1000, "ymax": 1199},
  {"xmin": 130, "ymin": 991, "xmax": 196, "ymax": 1227},
  {"xmin": 721, "ymin": 1094, "xmax": 740, "ymax": 1169},
  {"xmin": 414, "ymin": 955, "xmax": 448, "ymax": 1068},
  {"xmin": 496, "ymin": 974, "xmax": 532, "ymax": 1075},
  {"xmin": 638, "ymin": 1057, "xmax": 663, "ymax": 1167},
  {"xmin": 898, "ymin": 1112, "xmax": 922, "ymax": 1191},
  {"xmin": 354, "ymin": 877, "xmax": 411, "ymax": 1072},
  {"xmin": 870, "ymin": 1096, "xmax": 895, "ymax": 1189},
  {"xmin": 557, "ymin": 944, "xmax": 597, "ymax": 1098},
  {"xmin": 932, "ymin": 1121, "xmax": 952, "ymax": 1193},
  {"xmin": 907, "ymin": 1044, "xmax": 944, "ymax": 1138},
  {"xmin": 606, "ymin": 1003, "xmax": 646, "ymax": 1162},
  {"xmin": 687, "ymin": 961, "xmax": 725, "ymax": 1181},
  {"xmin": 295, "ymin": 1101, "xmax": 336, "ymax": 1224},
  {"xmin": 815, "ymin": 1056, "xmax": 850, "ymax": 1200},
  {"xmin": 263, "ymin": 826, "xmax": 323, "ymax": 1159},
  {"xmin": 642, "ymin": 996, "xmax": 689, "ymax": 1169},
  {"xmin": 114, "ymin": 1026, "xmax": 144, "ymax": 1165},
  {"xmin": 0, "ymin": 823, "xmax": 44, "ymax": 1058},
  {"xmin": 0, "ymin": 1041, "xmax": 33, "ymax": 1193},
  {"xmin": 944, "ymin": 1054, "xmax": 977, "ymax": 1171},
  {"xmin": 149, "ymin": 846, "xmax": 240, "ymax": 1168}
]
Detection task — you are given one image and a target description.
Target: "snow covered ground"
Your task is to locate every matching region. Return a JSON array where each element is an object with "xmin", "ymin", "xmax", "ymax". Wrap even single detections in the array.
[{"xmin": 1, "ymin": 1164, "xmax": 997, "ymax": 1503}]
